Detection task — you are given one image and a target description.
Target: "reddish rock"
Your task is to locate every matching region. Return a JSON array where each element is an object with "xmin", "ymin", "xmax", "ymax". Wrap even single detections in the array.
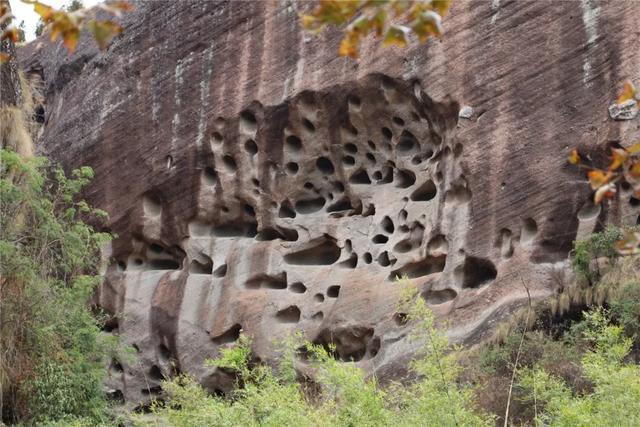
[{"xmin": 18, "ymin": 0, "xmax": 640, "ymax": 408}]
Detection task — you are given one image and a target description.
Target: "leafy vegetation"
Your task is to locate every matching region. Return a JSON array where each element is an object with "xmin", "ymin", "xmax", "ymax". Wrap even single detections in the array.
[
  {"xmin": 0, "ymin": 0, "xmax": 133, "ymax": 61},
  {"xmin": 0, "ymin": 148, "xmax": 114, "ymax": 424},
  {"xmin": 571, "ymin": 226, "xmax": 623, "ymax": 282},
  {"xmin": 302, "ymin": 0, "xmax": 453, "ymax": 58},
  {"xmin": 135, "ymin": 281, "xmax": 492, "ymax": 427}
]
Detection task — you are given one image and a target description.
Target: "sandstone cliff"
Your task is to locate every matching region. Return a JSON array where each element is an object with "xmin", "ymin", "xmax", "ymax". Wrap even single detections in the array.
[{"xmin": 18, "ymin": 0, "xmax": 640, "ymax": 409}]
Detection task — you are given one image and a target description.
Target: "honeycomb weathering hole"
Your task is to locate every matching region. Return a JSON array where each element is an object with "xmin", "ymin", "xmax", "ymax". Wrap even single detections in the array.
[
  {"xmin": 461, "ymin": 256, "xmax": 497, "ymax": 289},
  {"xmin": 389, "ymin": 255, "xmax": 446, "ymax": 280},
  {"xmin": 284, "ymin": 238, "xmax": 341, "ymax": 265},
  {"xmin": 410, "ymin": 180, "xmax": 437, "ymax": 202},
  {"xmin": 276, "ymin": 305, "xmax": 301, "ymax": 323},
  {"xmin": 142, "ymin": 194, "xmax": 162, "ymax": 217}
]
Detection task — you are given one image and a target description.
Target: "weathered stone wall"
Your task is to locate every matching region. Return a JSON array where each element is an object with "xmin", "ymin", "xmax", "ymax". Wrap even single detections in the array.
[{"xmin": 19, "ymin": 0, "xmax": 640, "ymax": 409}]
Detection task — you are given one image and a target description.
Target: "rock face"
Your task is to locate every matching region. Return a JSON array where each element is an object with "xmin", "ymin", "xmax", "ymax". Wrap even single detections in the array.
[{"xmin": 18, "ymin": 0, "xmax": 640, "ymax": 409}]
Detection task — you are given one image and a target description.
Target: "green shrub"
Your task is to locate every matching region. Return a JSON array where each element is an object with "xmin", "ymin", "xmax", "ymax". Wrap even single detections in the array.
[
  {"xmin": 571, "ymin": 227, "xmax": 623, "ymax": 282},
  {"xmin": 519, "ymin": 308, "xmax": 640, "ymax": 426},
  {"xmin": 609, "ymin": 281, "xmax": 640, "ymax": 340},
  {"xmin": 136, "ymin": 279, "xmax": 493, "ymax": 426},
  {"xmin": 0, "ymin": 149, "xmax": 112, "ymax": 424}
]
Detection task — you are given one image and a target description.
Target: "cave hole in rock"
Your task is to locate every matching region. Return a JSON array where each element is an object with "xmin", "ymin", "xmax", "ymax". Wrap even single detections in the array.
[
  {"xmin": 342, "ymin": 155, "xmax": 356, "ymax": 166},
  {"xmin": 279, "ymin": 201, "xmax": 297, "ymax": 218},
  {"xmin": 303, "ymin": 182, "xmax": 314, "ymax": 190},
  {"xmin": 368, "ymin": 337, "xmax": 381, "ymax": 358},
  {"xmin": 338, "ymin": 252, "xmax": 358, "ymax": 268},
  {"xmin": 244, "ymin": 139, "xmax": 258, "ymax": 155},
  {"xmin": 342, "ymin": 123, "xmax": 359, "ymax": 137},
  {"xmin": 411, "ymin": 155, "xmax": 423, "ymax": 165},
  {"xmin": 460, "ymin": 256, "xmax": 497, "ymax": 289},
  {"xmin": 521, "ymin": 217, "xmax": 538, "ymax": 244},
  {"xmin": 314, "ymin": 293, "xmax": 325, "ymax": 303},
  {"xmin": 286, "ymin": 162, "xmax": 299, "ymax": 174},
  {"xmin": 378, "ymin": 251, "xmax": 391, "ymax": 267},
  {"xmin": 367, "ymin": 141, "xmax": 376, "ymax": 151},
  {"xmin": 366, "ymin": 153, "xmax": 376, "ymax": 164},
  {"xmin": 454, "ymin": 143, "xmax": 464, "ymax": 157},
  {"xmin": 381, "ymin": 127, "xmax": 392, "ymax": 140},
  {"xmin": 377, "ymin": 166, "xmax": 393, "ymax": 184},
  {"xmin": 327, "ymin": 285, "xmax": 341, "ymax": 298},
  {"xmin": 446, "ymin": 184, "xmax": 472, "ymax": 203},
  {"xmin": 189, "ymin": 258, "xmax": 213, "ymax": 274},
  {"xmin": 372, "ymin": 171, "xmax": 382, "ymax": 181},
  {"xmin": 423, "ymin": 288, "xmax": 457, "ymax": 305},
  {"xmin": 239, "ymin": 110, "xmax": 258, "ymax": 134},
  {"xmin": 397, "ymin": 130, "xmax": 418, "ymax": 153},
  {"xmin": 345, "ymin": 239, "xmax": 352, "ymax": 252},
  {"xmin": 295, "ymin": 197, "xmax": 326, "ymax": 214},
  {"xmin": 244, "ymin": 204, "xmax": 256, "ymax": 217},
  {"xmin": 345, "ymin": 143, "xmax": 358, "ymax": 154},
  {"xmin": 315, "ymin": 326, "xmax": 375, "ymax": 362},
  {"xmin": 245, "ymin": 272, "xmax": 287, "ymax": 289},
  {"xmin": 212, "ymin": 323, "xmax": 242, "ymax": 345},
  {"xmin": 577, "ymin": 200, "xmax": 601, "ymax": 221},
  {"xmin": 631, "ymin": 196, "xmax": 640, "ymax": 207},
  {"xmin": 427, "ymin": 234, "xmax": 448, "ymax": 254},
  {"xmin": 284, "ymin": 237, "xmax": 341, "ymax": 265},
  {"xmin": 333, "ymin": 181, "xmax": 345, "ymax": 193},
  {"xmin": 149, "ymin": 243, "xmax": 164, "ymax": 253},
  {"xmin": 394, "ymin": 312, "xmax": 408, "ymax": 326},
  {"xmin": 392, "ymin": 116, "xmax": 405, "ymax": 126},
  {"xmin": 289, "ymin": 282, "xmax": 307, "ymax": 293},
  {"xmin": 389, "ymin": 255, "xmax": 446, "ymax": 280},
  {"xmin": 381, "ymin": 216, "xmax": 395, "ymax": 234},
  {"xmin": 286, "ymin": 135, "xmax": 303, "ymax": 152},
  {"xmin": 212, "ymin": 222, "xmax": 258, "ymax": 238},
  {"xmin": 363, "ymin": 252, "xmax": 373, "ymax": 264},
  {"xmin": 149, "ymin": 365, "xmax": 164, "ymax": 381},
  {"xmin": 349, "ymin": 169, "xmax": 371, "ymax": 184},
  {"xmin": 211, "ymin": 131, "xmax": 224, "ymax": 145},
  {"xmin": 148, "ymin": 258, "xmax": 181, "ymax": 270},
  {"xmin": 143, "ymin": 193, "xmax": 162, "ymax": 217},
  {"xmin": 251, "ymin": 178, "xmax": 260, "ymax": 187},
  {"xmin": 276, "ymin": 305, "xmax": 301, "ymax": 323},
  {"xmin": 213, "ymin": 264, "xmax": 227, "ymax": 277},
  {"xmin": 116, "ymin": 260, "xmax": 126, "ymax": 271},
  {"xmin": 255, "ymin": 226, "xmax": 299, "ymax": 241},
  {"xmin": 395, "ymin": 169, "xmax": 416, "ymax": 188},
  {"xmin": 141, "ymin": 385, "xmax": 162, "ymax": 396},
  {"xmin": 327, "ymin": 197, "xmax": 354, "ymax": 213},
  {"xmin": 372, "ymin": 234, "xmax": 389, "ymax": 244},
  {"xmin": 312, "ymin": 311, "xmax": 324, "ymax": 321},
  {"xmin": 348, "ymin": 94, "xmax": 361, "ymax": 109},
  {"xmin": 399, "ymin": 209, "xmax": 408, "ymax": 221},
  {"xmin": 302, "ymin": 118, "xmax": 316, "ymax": 133},
  {"xmin": 107, "ymin": 390, "xmax": 125, "ymax": 405},
  {"xmin": 410, "ymin": 180, "xmax": 437, "ymax": 202},
  {"xmin": 110, "ymin": 358, "xmax": 124, "ymax": 373},
  {"xmin": 498, "ymin": 228, "xmax": 514, "ymax": 258},
  {"xmin": 157, "ymin": 343, "xmax": 172, "ymax": 361},
  {"xmin": 222, "ymin": 155, "xmax": 237, "ymax": 172},
  {"xmin": 316, "ymin": 156, "xmax": 335, "ymax": 174},
  {"xmin": 363, "ymin": 204, "xmax": 376, "ymax": 216}
]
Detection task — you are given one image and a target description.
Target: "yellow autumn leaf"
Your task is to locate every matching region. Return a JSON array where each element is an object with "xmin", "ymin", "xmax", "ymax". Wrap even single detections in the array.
[
  {"xmin": 0, "ymin": 52, "xmax": 10, "ymax": 63},
  {"xmin": 432, "ymin": 0, "xmax": 453, "ymax": 16},
  {"xmin": 568, "ymin": 149, "xmax": 580, "ymax": 165},
  {"xmin": 627, "ymin": 142, "xmax": 640, "ymax": 154},
  {"xmin": 1, "ymin": 27, "xmax": 19, "ymax": 42},
  {"xmin": 412, "ymin": 10, "xmax": 443, "ymax": 42},
  {"xmin": 617, "ymin": 79, "xmax": 636, "ymax": 104},
  {"xmin": 609, "ymin": 148, "xmax": 628, "ymax": 171},
  {"xmin": 383, "ymin": 25, "xmax": 408, "ymax": 48},
  {"xmin": 587, "ymin": 170, "xmax": 611, "ymax": 190},
  {"xmin": 61, "ymin": 27, "xmax": 80, "ymax": 52},
  {"xmin": 629, "ymin": 162, "xmax": 640, "ymax": 178},
  {"xmin": 87, "ymin": 20, "xmax": 122, "ymax": 51},
  {"xmin": 33, "ymin": 2, "xmax": 55, "ymax": 22},
  {"xmin": 338, "ymin": 34, "xmax": 359, "ymax": 58},
  {"xmin": 594, "ymin": 183, "xmax": 616, "ymax": 204}
]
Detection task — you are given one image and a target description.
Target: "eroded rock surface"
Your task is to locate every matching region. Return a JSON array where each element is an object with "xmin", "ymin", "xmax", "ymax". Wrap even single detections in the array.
[{"xmin": 19, "ymin": 0, "xmax": 640, "ymax": 409}]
